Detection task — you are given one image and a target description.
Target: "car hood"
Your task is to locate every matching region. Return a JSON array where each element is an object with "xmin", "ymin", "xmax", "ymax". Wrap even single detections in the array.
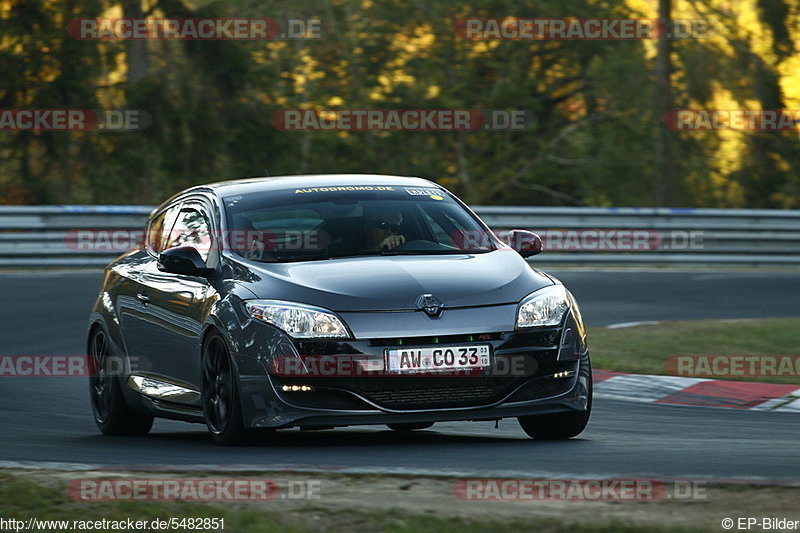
[{"xmin": 235, "ymin": 251, "xmax": 553, "ymax": 311}]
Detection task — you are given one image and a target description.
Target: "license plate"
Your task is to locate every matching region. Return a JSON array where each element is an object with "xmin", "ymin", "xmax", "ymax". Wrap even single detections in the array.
[{"xmin": 386, "ymin": 345, "xmax": 491, "ymax": 373}]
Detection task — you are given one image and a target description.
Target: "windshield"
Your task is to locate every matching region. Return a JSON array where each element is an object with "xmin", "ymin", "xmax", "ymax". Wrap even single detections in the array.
[{"xmin": 222, "ymin": 185, "xmax": 496, "ymax": 262}]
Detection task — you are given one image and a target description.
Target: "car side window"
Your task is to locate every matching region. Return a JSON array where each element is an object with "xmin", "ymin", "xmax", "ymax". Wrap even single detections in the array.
[
  {"xmin": 147, "ymin": 204, "xmax": 182, "ymax": 254},
  {"xmin": 164, "ymin": 207, "xmax": 213, "ymax": 262}
]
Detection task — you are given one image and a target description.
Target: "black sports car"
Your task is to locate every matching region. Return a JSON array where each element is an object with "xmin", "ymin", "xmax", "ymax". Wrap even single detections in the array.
[{"xmin": 88, "ymin": 174, "xmax": 592, "ymax": 444}]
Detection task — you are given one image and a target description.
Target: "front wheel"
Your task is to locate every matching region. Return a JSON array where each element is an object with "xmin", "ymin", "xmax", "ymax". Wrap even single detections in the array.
[
  {"xmin": 89, "ymin": 327, "xmax": 153, "ymax": 436},
  {"xmin": 518, "ymin": 361, "xmax": 592, "ymax": 440},
  {"xmin": 517, "ymin": 408, "xmax": 590, "ymax": 440},
  {"xmin": 201, "ymin": 332, "xmax": 252, "ymax": 446}
]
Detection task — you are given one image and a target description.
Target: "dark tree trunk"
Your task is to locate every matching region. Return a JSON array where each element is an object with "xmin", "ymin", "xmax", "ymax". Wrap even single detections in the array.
[
  {"xmin": 121, "ymin": 0, "xmax": 149, "ymax": 85},
  {"xmin": 654, "ymin": 0, "xmax": 674, "ymax": 206}
]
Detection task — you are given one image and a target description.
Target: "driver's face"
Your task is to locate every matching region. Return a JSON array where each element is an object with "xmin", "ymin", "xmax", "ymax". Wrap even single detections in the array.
[{"xmin": 366, "ymin": 211, "xmax": 402, "ymax": 245}]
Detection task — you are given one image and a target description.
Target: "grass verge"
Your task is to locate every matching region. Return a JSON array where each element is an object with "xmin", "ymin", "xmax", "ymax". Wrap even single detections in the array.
[
  {"xmin": 5, "ymin": 471, "xmax": 797, "ymax": 533},
  {"xmin": 588, "ymin": 318, "xmax": 800, "ymax": 384}
]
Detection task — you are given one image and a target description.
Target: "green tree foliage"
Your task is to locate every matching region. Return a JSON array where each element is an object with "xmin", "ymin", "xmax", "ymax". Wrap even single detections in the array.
[{"xmin": 0, "ymin": 0, "xmax": 797, "ymax": 207}]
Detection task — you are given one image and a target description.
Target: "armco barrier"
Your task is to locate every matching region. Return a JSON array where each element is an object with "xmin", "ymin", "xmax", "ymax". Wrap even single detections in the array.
[{"xmin": 0, "ymin": 205, "xmax": 798, "ymax": 267}]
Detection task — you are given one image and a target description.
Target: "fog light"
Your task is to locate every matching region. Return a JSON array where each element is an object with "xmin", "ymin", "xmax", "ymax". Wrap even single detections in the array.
[
  {"xmin": 281, "ymin": 384, "xmax": 313, "ymax": 392},
  {"xmin": 553, "ymin": 370, "xmax": 574, "ymax": 379}
]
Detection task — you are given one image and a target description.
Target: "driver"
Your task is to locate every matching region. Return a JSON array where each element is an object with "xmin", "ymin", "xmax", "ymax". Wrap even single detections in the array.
[{"xmin": 362, "ymin": 204, "xmax": 406, "ymax": 251}]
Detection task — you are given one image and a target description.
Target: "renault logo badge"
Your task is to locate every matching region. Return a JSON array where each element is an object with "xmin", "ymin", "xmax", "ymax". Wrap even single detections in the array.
[{"xmin": 417, "ymin": 293, "xmax": 444, "ymax": 317}]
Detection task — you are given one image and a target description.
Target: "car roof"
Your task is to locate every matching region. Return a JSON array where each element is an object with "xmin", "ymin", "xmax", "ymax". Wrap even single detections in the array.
[{"xmin": 188, "ymin": 174, "xmax": 441, "ymax": 198}]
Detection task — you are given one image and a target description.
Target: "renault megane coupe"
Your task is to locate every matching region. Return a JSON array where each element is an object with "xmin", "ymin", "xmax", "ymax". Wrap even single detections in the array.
[{"xmin": 87, "ymin": 174, "xmax": 592, "ymax": 444}]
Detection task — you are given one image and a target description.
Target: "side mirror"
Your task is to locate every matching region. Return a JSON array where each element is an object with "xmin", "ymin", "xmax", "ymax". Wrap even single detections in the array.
[
  {"xmin": 158, "ymin": 246, "xmax": 215, "ymax": 277},
  {"xmin": 507, "ymin": 230, "xmax": 543, "ymax": 258}
]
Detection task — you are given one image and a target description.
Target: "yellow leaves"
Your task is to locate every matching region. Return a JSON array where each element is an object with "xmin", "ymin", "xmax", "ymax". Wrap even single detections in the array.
[
  {"xmin": 466, "ymin": 40, "xmax": 500, "ymax": 58},
  {"xmin": 367, "ymin": 25, "xmax": 433, "ymax": 98},
  {"xmin": 779, "ymin": 54, "xmax": 800, "ymax": 109},
  {"xmin": 250, "ymin": 50, "xmax": 267, "ymax": 65},
  {"xmin": 425, "ymin": 85, "xmax": 440, "ymax": 99},
  {"xmin": 327, "ymin": 96, "xmax": 344, "ymax": 106},
  {"xmin": 291, "ymin": 52, "xmax": 326, "ymax": 95},
  {"xmin": 102, "ymin": 4, "xmax": 123, "ymax": 18},
  {"xmin": 318, "ymin": 110, "xmax": 338, "ymax": 122},
  {"xmin": 703, "ymin": 83, "xmax": 747, "ymax": 205},
  {"xmin": 392, "ymin": 71, "xmax": 415, "ymax": 84},
  {"xmin": 371, "ymin": 70, "xmax": 416, "ymax": 99},
  {"xmin": 558, "ymin": 96, "xmax": 588, "ymax": 121},
  {"xmin": 265, "ymin": 41, "xmax": 288, "ymax": 60},
  {"xmin": 299, "ymin": 53, "xmax": 326, "ymax": 81},
  {"xmin": 402, "ymin": 30, "xmax": 435, "ymax": 54},
  {"xmin": 330, "ymin": 60, "xmax": 350, "ymax": 78},
  {"xmin": 292, "ymin": 73, "xmax": 307, "ymax": 94},
  {"xmin": 385, "ymin": 24, "xmax": 436, "ymax": 68},
  {"xmin": 732, "ymin": 2, "xmax": 774, "ymax": 61},
  {"xmin": 106, "ymin": 51, "xmax": 127, "ymax": 85}
]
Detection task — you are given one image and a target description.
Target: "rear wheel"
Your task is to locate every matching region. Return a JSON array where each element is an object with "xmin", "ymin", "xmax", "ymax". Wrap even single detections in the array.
[
  {"xmin": 89, "ymin": 327, "xmax": 153, "ymax": 436},
  {"xmin": 202, "ymin": 332, "xmax": 252, "ymax": 445},
  {"xmin": 387, "ymin": 422, "xmax": 434, "ymax": 432}
]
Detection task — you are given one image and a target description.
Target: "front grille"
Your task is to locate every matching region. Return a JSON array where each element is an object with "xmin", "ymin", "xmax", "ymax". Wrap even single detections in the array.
[
  {"xmin": 274, "ymin": 374, "xmax": 521, "ymax": 411},
  {"xmin": 328, "ymin": 376, "xmax": 519, "ymax": 410},
  {"xmin": 365, "ymin": 384, "xmax": 498, "ymax": 409}
]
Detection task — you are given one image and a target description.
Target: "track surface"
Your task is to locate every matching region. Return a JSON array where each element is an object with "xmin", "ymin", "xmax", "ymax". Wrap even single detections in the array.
[{"xmin": 1, "ymin": 270, "xmax": 799, "ymax": 482}]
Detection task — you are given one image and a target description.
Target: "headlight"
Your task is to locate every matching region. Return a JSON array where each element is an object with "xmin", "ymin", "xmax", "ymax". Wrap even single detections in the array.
[
  {"xmin": 244, "ymin": 300, "xmax": 350, "ymax": 339},
  {"xmin": 516, "ymin": 285, "xmax": 570, "ymax": 328}
]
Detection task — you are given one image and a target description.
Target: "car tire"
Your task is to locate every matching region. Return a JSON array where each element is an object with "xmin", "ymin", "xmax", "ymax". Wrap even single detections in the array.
[
  {"xmin": 517, "ymin": 361, "xmax": 593, "ymax": 440},
  {"xmin": 201, "ymin": 331, "xmax": 252, "ymax": 446},
  {"xmin": 387, "ymin": 422, "xmax": 434, "ymax": 432},
  {"xmin": 89, "ymin": 327, "xmax": 154, "ymax": 436}
]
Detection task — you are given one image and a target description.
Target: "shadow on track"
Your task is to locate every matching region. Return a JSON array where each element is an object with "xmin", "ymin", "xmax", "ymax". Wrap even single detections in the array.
[{"xmin": 72, "ymin": 427, "xmax": 592, "ymax": 450}]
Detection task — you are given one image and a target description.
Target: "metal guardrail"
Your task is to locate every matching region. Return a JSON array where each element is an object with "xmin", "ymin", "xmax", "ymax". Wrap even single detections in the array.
[{"xmin": 0, "ymin": 205, "xmax": 799, "ymax": 267}]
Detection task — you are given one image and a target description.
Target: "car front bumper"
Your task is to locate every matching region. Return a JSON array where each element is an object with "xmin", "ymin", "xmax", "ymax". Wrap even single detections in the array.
[{"xmin": 232, "ymin": 305, "xmax": 591, "ymax": 429}]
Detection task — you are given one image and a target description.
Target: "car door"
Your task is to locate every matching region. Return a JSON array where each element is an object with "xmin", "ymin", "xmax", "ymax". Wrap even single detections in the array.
[
  {"xmin": 119, "ymin": 199, "xmax": 217, "ymax": 391},
  {"xmin": 116, "ymin": 201, "xmax": 183, "ymax": 382}
]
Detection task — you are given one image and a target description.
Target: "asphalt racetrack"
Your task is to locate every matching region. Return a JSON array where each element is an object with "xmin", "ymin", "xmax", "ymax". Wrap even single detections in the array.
[{"xmin": 1, "ymin": 269, "xmax": 799, "ymax": 482}]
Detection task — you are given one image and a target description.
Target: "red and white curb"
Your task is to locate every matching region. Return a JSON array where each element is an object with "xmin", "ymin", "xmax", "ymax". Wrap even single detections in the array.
[{"xmin": 593, "ymin": 370, "xmax": 800, "ymax": 412}]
